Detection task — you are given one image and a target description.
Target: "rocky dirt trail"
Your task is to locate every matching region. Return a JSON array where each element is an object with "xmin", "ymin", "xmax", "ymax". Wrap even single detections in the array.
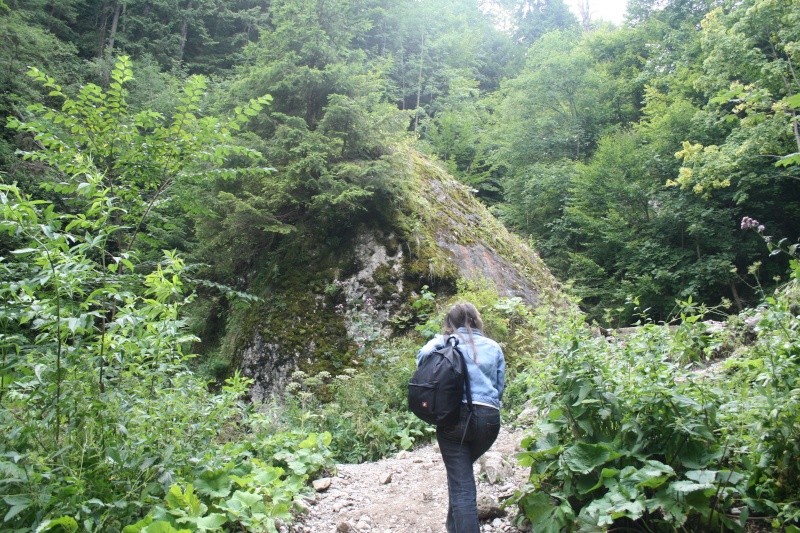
[{"xmin": 288, "ymin": 427, "xmax": 531, "ymax": 533}]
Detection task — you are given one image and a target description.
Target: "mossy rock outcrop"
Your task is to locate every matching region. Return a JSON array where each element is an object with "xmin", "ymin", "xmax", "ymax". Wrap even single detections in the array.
[
  {"xmin": 396, "ymin": 149, "xmax": 565, "ymax": 307},
  {"xmin": 219, "ymin": 146, "xmax": 570, "ymax": 401}
]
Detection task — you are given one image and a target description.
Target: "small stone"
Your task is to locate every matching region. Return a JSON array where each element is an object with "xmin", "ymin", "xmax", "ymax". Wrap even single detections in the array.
[
  {"xmin": 477, "ymin": 493, "xmax": 504, "ymax": 520},
  {"xmin": 337, "ymin": 521, "xmax": 353, "ymax": 532},
  {"xmin": 478, "ymin": 452, "xmax": 512, "ymax": 485},
  {"xmin": 313, "ymin": 477, "xmax": 332, "ymax": 492},
  {"xmin": 301, "ymin": 494, "xmax": 317, "ymax": 506},
  {"xmin": 380, "ymin": 472, "xmax": 393, "ymax": 484},
  {"xmin": 333, "ymin": 501, "xmax": 350, "ymax": 512},
  {"xmin": 515, "ymin": 406, "xmax": 540, "ymax": 426},
  {"xmin": 396, "ymin": 450, "xmax": 411, "ymax": 460}
]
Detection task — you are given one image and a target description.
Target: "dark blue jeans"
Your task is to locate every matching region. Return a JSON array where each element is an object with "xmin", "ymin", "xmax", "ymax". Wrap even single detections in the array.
[{"xmin": 437, "ymin": 404, "xmax": 501, "ymax": 533}]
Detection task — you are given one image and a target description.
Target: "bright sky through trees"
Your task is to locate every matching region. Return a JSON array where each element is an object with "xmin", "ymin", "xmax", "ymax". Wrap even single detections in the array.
[{"xmin": 570, "ymin": 0, "xmax": 628, "ymax": 24}]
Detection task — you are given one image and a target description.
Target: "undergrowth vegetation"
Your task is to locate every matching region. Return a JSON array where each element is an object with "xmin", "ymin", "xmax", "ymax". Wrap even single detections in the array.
[
  {"xmin": 510, "ymin": 263, "xmax": 800, "ymax": 531},
  {"xmin": 267, "ymin": 265, "xmax": 800, "ymax": 531},
  {"xmin": 0, "ymin": 59, "xmax": 334, "ymax": 533},
  {"xmin": 263, "ymin": 279, "xmax": 536, "ymax": 464}
]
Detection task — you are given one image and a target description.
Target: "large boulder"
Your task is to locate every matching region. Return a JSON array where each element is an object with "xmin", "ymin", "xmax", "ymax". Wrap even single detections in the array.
[{"xmin": 222, "ymin": 148, "xmax": 571, "ymax": 400}]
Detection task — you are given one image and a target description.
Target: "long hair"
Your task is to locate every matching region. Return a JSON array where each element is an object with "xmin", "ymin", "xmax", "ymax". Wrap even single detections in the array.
[{"xmin": 443, "ymin": 302, "xmax": 483, "ymax": 361}]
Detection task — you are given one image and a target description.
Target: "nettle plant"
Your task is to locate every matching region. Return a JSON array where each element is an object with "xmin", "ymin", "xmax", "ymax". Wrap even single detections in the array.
[
  {"xmin": 509, "ymin": 217, "xmax": 800, "ymax": 532},
  {"xmin": 726, "ymin": 218, "xmax": 800, "ymax": 529}
]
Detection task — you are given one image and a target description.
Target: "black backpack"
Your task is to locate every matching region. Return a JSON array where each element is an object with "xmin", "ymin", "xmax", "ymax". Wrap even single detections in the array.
[{"xmin": 408, "ymin": 335, "xmax": 473, "ymax": 427}]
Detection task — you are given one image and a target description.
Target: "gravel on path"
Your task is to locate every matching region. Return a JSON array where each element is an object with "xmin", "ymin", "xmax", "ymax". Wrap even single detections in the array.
[{"xmin": 288, "ymin": 427, "xmax": 531, "ymax": 533}]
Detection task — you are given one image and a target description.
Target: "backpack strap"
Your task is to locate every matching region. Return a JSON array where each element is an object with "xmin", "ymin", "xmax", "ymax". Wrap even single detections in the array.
[
  {"xmin": 447, "ymin": 336, "xmax": 474, "ymax": 446},
  {"xmin": 446, "ymin": 335, "xmax": 473, "ymax": 412},
  {"xmin": 461, "ymin": 347, "xmax": 473, "ymax": 412}
]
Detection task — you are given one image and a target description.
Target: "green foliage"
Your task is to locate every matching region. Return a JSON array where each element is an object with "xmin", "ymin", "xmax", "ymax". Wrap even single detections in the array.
[
  {"xmin": 505, "ymin": 0, "xmax": 579, "ymax": 44},
  {"xmin": 390, "ymin": 284, "xmax": 437, "ymax": 333},
  {"xmin": 0, "ymin": 8, "xmax": 81, "ymax": 168},
  {"xmin": 488, "ymin": 0, "xmax": 800, "ymax": 324},
  {"xmin": 514, "ymin": 316, "xmax": 737, "ymax": 530},
  {"xmin": 122, "ymin": 430, "xmax": 332, "ymax": 533},
  {"xmin": 672, "ymin": 0, "xmax": 800, "ymax": 196},
  {"xmin": 3, "ymin": 4, "xmax": 800, "ymax": 532},
  {"xmin": 0, "ymin": 178, "xmax": 257, "ymax": 530},
  {"xmin": 373, "ymin": 0, "xmax": 520, "ymax": 124},
  {"xmin": 0, "ymin": 59, "xmax": 336, "ymax": 532},
  {"xmin": 553, "ymin": 127, "xmax": 742, "ymax": 322},
  {"xmin": 6, "ymin": 56, "xmax": 273, "ymax": 261},
  {"xmin": 272, "ymin": 338, "xmax": 432, "ymax": 463},
  {"xmin": 4, "ymin": 0, "xmax": 798, "ymax": 329},
  {"xmin": 511, "ymin": 270, "xmax": 800, "ymax": 530},
  {"xmin": 186, "ymin": 0, "xmax": 414, "ymax": 284},
  {"xmin": 495, "ymin": 30, "xmax": 609, "ymax": 165},
  {"xmin": 717, "ymin": 236, "xmax": 800, "ymax": 527}
]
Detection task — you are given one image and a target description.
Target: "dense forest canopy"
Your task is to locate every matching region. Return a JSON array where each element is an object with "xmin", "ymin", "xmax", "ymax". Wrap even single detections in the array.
[
  {"xmin": 2, "ymin": 0, "xmax": 798, "ymax": 325},
  {"xmin": 1, "ymin": 0, "xmax": 800, "ymax": 531}
]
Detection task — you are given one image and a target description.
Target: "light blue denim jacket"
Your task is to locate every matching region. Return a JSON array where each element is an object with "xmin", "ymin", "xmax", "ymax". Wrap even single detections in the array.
[{"xmin": 416, "ymin": 327, "xmax": 505, "ymax": 409}]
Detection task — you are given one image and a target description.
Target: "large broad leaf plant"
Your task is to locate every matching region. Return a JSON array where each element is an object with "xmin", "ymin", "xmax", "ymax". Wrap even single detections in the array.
[{"xmin": 513, "ymin": 294, "xmax": 800, "ymax": 531}]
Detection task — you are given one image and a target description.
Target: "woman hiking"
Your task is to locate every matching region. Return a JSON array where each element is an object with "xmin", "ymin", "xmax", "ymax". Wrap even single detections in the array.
[{"xmin": 416, "ymin": 302, "xmax": 506, "ymax": 533}]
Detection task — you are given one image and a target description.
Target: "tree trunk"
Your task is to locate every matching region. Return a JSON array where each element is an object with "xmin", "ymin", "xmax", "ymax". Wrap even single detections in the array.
[
  {"xmin": 400, "ymin": 49, "xmax": 406, "ymax": 110},
  {"xmin": 107, "ymin": 2, "xmax": 123, "ymax": 55},
  {"xmin": 730, "ymin": 282, "xmax": 743, "ymax": 312},
  {"xmin": 178, "ymin": 18, "xmax": 189, "ymax": 63},
  {"xmin": 414, "ymin": 33, "xmax": 425, "ymax": 132},
  {"xmin": 577, "ymin": 0, "xmax": 592, "ymax": 31},
  {"xmin": 178, "ymin": 1, "xmax": 193, "ymax": 64},
  {"xmin": 47, "ymin": 1, "xmax": 57, "ymax": 33},
  {"xmin": 96, "ymin": 5, "xmax": 110, "ymax": 58},
  {"xmin": 568, "ymin": 95, "xmax": 580, "ymax": 159}
]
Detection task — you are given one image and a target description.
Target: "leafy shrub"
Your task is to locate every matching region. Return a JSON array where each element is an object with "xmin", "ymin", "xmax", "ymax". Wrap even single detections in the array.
[
  {"xmin": 123, "ymin": 430, "xmax": 332, "ymax": 533},
  {"xmin": 269, "ymin": 338, "xmax": 432, "ymax": 463},
  {"xmin": 717, "ymin": 267, "xmax": 800, "ymax": 528},
  {"xmin": 512, "ymin": 313, "xmax": 750, "ymax": 531},
  {"xmin": 0, "ymin": 58, "xmax": 332, "ymax": 532},
  {"xmin": 0, "ymin": 179, "xmax": 278, "ymax": 530},
  {"xmin": 512, "ymin": 265, "xmax": 800, "ymax": 532}
]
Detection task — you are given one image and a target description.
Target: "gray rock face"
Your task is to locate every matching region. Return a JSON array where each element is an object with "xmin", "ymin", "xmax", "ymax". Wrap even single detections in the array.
[
  {"xmin": 240, "ymin": 333, "xmax": 296, "ymax": 402},
  {"xmin": 336, "ymin": 232, "xmax": 405, "ymax": 347},
  {"xmin": 437, "ymin": 239, "xmax": 542, "ymax": 305}
]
